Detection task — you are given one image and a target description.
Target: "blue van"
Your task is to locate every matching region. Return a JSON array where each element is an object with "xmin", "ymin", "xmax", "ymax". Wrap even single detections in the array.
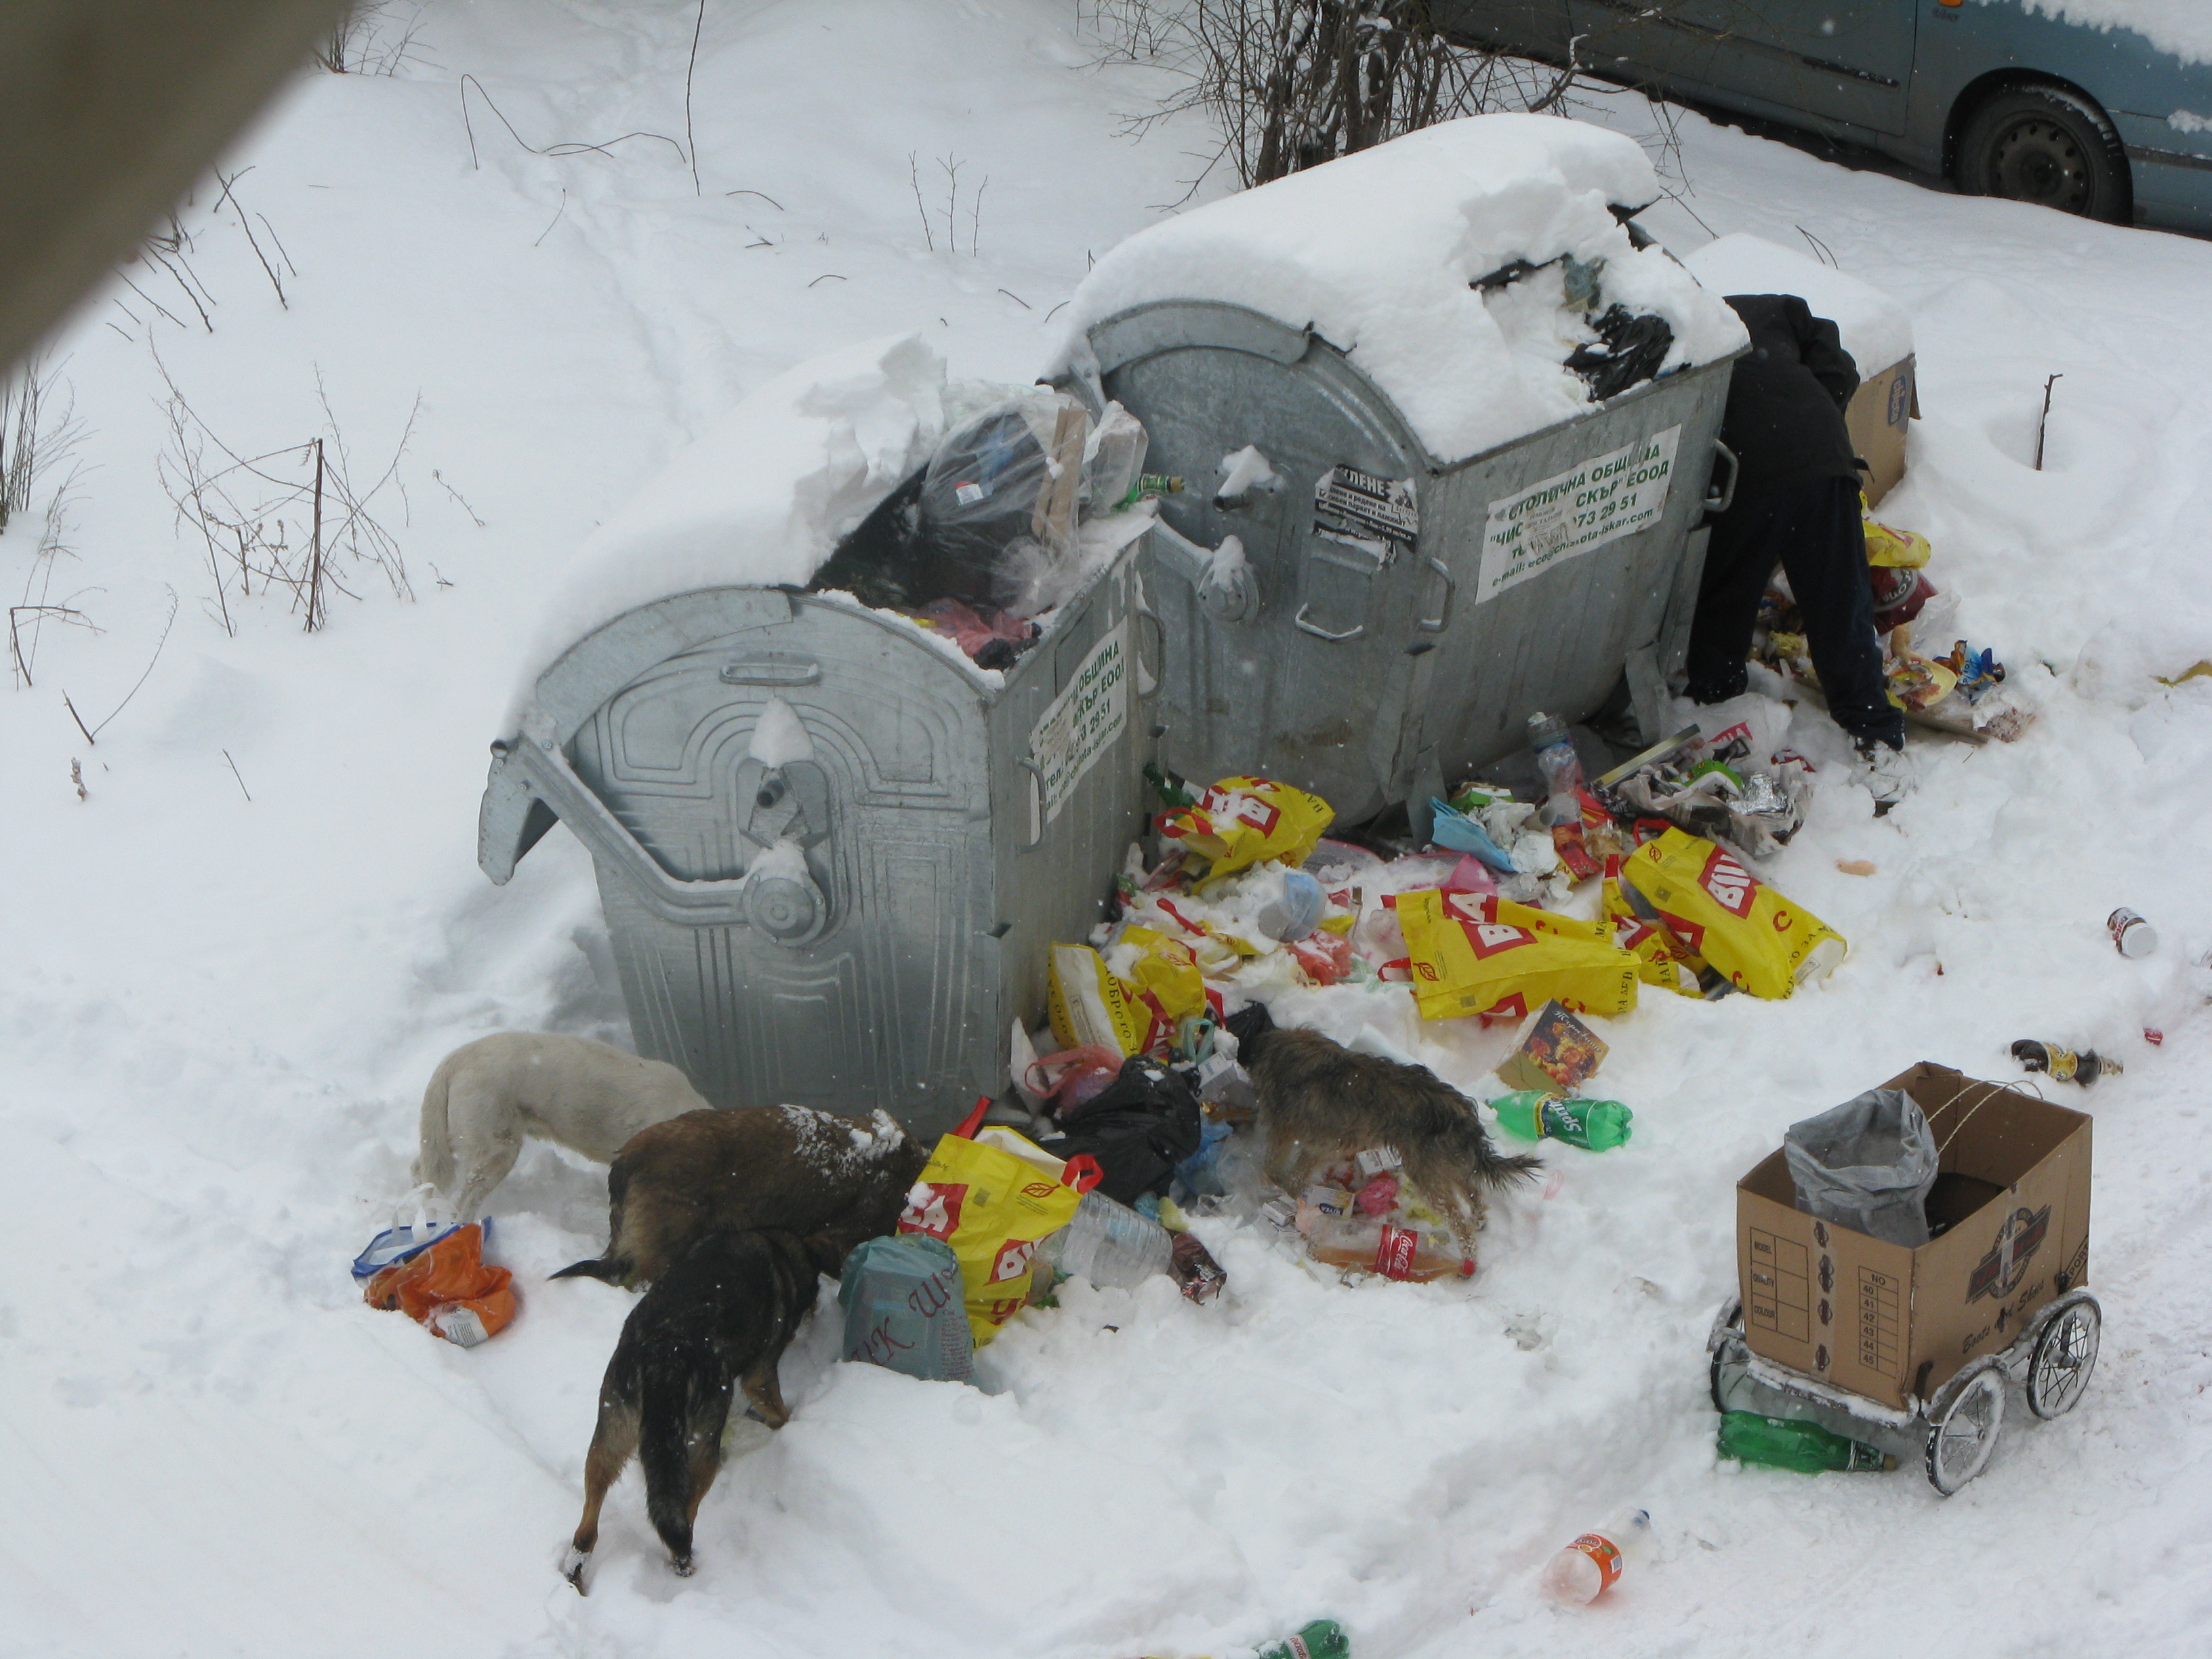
[{"xmin": 1439, "ymin": 1, "xmax": 2212, "ymax": 230}]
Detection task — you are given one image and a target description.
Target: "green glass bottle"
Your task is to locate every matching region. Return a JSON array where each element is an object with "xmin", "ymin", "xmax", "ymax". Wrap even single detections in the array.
[
  {"xmin": 1490, "ymin": 1090, "xmax": 1633, "ymax": 1151},
  {"xmin": 1717, "ymin": 1411, "xmax": 1893, "ymax": 1473},
  {"xmin": 1256, "ymin": 1620, "xmax": 1349, "ymax": 1659}
]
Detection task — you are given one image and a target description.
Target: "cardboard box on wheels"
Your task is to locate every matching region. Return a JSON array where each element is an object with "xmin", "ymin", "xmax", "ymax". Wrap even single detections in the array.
[{"xmin": 1736, "ymin": 1063, "xmax": 2092, "ymax": 1410}]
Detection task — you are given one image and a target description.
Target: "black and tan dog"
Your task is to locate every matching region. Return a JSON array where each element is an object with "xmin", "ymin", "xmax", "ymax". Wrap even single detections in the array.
[
  {"xmin": 563, "ymin": 1227, "xmax": 839, "ymax": 1589},
  {"xmin": 554, "ymin": 1103, "xmax": 928, "ymax": 1289},
  {"xmin": 1244, "ymin": 1021, "xmax": 1540, "ymax": 1260}
]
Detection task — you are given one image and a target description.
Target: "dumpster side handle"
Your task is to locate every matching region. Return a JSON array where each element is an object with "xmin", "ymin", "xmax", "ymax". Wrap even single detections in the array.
[
  {"xmin": 1294, "ymin": 605, "xmax": 1364, "ymax": 642},
  {"xmin": 1017, "ymin": 757, "xmax": 1047, "ymax": 852},
  {"xmin": 1416, "ymin": 557, "xmax": 1455, "ymax": 635},
  {"xmin": 495, "ymin": 739, "xmax": 756, "ymax": 926},
  {"xmin": 1704, "ymin": 440, "xmax": 1739, "ymax": 517}
]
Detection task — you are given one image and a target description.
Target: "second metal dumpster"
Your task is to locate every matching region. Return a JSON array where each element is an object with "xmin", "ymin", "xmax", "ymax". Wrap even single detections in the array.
[{"xmin": 1058, "ymin": 114, "xmax": 1749, "ymax": 825}]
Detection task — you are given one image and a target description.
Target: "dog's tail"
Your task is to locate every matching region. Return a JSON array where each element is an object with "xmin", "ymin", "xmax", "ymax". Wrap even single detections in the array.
[
  {"xmin": 552, "ymin": 1153, "xmax": 635, "ymax": 1284},
  {"xmin": 409, "ymin": 1050, "xmax": 464, "ymax": 1195},
  {"xmin": 1453, "ymin": 1112, "xmax": 1544, "ymax": 1188},
  {"xmin": 550, "ymin": 1255, "xmax": 628, "ymax": 1283},
  {"xmin": 638, "ymin": 1374, "xmax": 713, "ymax": 1571}
]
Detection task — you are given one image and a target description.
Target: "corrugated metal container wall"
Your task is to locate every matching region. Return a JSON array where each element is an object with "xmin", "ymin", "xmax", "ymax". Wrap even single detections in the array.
[
  {"xmin": 477, "ymin": 539, "xmax": 1152, "ymax": 1141},
  {"xmin": 1092, "ymin": 300, "xmax": 1739, "ymax": 823}
]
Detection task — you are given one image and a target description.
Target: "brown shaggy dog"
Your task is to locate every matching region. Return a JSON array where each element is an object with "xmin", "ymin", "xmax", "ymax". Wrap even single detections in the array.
[
  {"xmin": 562, "ymin": 1227, "xmax": 838, "ymax": 1590},
  {"xmin": 1246, "ymin": 1025, "xmax": 1540, "ymax": 1259},
  {"xmin": 553, "ymin": 1105, "xmax": 928, "ymax": 1289}
]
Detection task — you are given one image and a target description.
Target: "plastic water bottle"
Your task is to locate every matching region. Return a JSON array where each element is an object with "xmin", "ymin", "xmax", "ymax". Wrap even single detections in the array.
[
  {"xmin": 1717, "ymin": 1411, "xmax": 1893, "ymax": 1472},
  {"xmin": 1538, "ymin": 1505, "xmax": 1651, "ymax": 1604},
  {"xmin": 1043, "ymin": 1191, "xmax": 1173, "ymax": 1290},
  {"xmin": 1490, "ymin": 1090, "xmax": 1633, "ymax": 1151},
  {"xmin": 1256, "ymin": 1618, "xmax": 1349, "ymax": 1659},
  {"xmin": 1526, "ymin": 712, "xmax": 1587, "ymax": 827}
]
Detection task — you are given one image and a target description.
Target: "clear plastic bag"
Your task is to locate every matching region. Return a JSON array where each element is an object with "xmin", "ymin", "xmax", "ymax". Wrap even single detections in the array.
[
  {"xmin": 1783, "ymin": 1088, "xmax": 1938, "ymax": 1246},
  {"xmin": 916, "ymin": 390, "xmax": 1090, "ymax": 615}
]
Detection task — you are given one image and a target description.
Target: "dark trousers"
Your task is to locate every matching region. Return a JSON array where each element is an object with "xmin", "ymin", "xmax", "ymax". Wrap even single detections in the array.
[{"xmin": 1683, "ymin": 478, "xmax": 1904, "ymax": 748}]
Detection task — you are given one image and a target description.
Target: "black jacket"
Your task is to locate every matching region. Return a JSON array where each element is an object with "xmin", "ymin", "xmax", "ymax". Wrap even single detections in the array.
[{"xmin": 1717, "ymin": 294, "xmax": 1861, "ymax": 508}]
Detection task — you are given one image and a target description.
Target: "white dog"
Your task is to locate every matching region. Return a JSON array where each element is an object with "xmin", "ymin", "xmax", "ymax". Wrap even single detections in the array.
[{"xmin": 413, "ymin": 1033, "xmax": 712, "ymax": 1220}]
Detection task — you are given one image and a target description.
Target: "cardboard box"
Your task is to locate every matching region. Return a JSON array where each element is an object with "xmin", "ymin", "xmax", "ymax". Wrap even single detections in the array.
[
  {"xmin": 1847, "ymin": 354, "xmax": 1918, "ymax": 509},
  {"xmin": 1736, "ymin": 1063, "xmax": 2091, "ymax": 1410}
]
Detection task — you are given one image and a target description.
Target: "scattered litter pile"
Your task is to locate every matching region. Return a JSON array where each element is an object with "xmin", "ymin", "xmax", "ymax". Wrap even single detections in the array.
[{"xmin": 1755, "ymin": 501, "xmax": 2034, "ymax": 744}]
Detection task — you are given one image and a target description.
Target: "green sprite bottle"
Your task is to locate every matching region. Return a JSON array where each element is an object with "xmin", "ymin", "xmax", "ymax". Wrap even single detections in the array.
[
  {"xmin": 1717, "ymin": 1411, "xmax": 1893, "ymax": 1473},
  {"xmin": 1490, "ymin": 1090, "xmax": 1633, "ymax": 1151},
  {"xmin": 1256, "ymin": 1620, "xmax": 1349, "ymax": 1659}
]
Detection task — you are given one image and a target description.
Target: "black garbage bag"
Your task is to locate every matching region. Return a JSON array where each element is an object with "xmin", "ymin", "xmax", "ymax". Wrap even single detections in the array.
[
  {"xmin": 1049, "ymin": 1054, "xmax": 1202, "ymax": 1206},
  {"xmin": 1783, "ymin": 1088, "xmax": 1939, "ymax": 1247}
]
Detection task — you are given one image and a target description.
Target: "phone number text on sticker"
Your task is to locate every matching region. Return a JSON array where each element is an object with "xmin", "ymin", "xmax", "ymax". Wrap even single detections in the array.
[{"xmin": 1475, "ymin": 425, "xmax": 1680, "ymax": 603}]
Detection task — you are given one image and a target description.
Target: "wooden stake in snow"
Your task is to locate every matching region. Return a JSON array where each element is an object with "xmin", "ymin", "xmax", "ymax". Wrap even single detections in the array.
[{"xmin": 2034, "ymin": 373, "xmax": 2062, "ymax": 471}]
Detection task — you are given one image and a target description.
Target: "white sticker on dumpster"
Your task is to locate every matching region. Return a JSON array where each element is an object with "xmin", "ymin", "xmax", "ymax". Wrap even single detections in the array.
[
  {"xmin": 1475, "ymin": 425, "xmax": 1681, "ymax": 603},
  {"xmin": 1029, "ymin": 621, "xmax": 1129, "ymax": 832}
]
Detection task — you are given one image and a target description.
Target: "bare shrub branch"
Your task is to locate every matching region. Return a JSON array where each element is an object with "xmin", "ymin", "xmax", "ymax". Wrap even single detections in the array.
[
  {"xmin": 155, "ymin": 352, "xmax": 419, "ymax": 635},
  {"xmin": 1089, "ymin": 1, "xmax": 1585, "ymax": 194}
]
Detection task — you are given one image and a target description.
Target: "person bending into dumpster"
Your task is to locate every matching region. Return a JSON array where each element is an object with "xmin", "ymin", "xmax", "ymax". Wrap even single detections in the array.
[{"xmin": 1685, "ymin": 293, "xmax": 1910, "ymax": 805}]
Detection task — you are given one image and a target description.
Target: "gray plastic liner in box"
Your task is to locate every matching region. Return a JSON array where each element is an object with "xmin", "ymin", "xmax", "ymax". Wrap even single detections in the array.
[{"xmin": 1783, "ymin": 1088, "xmax": 1939, "ymax": 1247}]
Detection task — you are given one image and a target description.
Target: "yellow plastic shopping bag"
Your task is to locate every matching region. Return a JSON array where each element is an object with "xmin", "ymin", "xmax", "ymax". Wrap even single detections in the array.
[
  {"xmin": 1113, "ymin": 926, "xmax": 1209, "ymax": 1025},
  {"xmin": 1601, "ymin": 856, "xmax": 1705, "ymax": 998},
  {"xmin": 897, "ymin": 1106, "xmax": 1092, "ymax": 1346},
  {"xmin": 1622, "ymin": 829, "xmax": 1845, "ymax": 999},
  {"xmin": 1157, "ymin": 776, "xmax": 1334, "ymax": 882},
  {"xmin": 1047, "ymin": 942, "xmax": 1154, "ymax": 1057},
  {"xmin": 1862, "ymin": 496, "xmax": 1931, "ymax": 569},
  {"xmin": 1391, "ymin": 888, "xmax": 1639, "ymax": 1024}
]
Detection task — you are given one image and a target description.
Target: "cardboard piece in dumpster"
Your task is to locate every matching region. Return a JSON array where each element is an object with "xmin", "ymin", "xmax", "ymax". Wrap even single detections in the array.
[
  {"xmin": 1736, "ymin": 1063, "xmax": 2091, "ymax": 1410},
  {"xmin": 1846, "ymin": 355, "xmax": 1917, "ymax": 510}
]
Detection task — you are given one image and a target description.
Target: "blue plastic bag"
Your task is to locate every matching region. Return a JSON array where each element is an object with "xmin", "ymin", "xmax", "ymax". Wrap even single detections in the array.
[
  {"xmin": 838, "ymin": 1233, "xmax": 975, "ymax": 1384},
  {"xmin": 351, "ymin": 1195, "xmax": 480, "ymax": 1283},
  {"xmin": 1427, "ymin": 799, "xmax": 1516, "ymax": 871}
]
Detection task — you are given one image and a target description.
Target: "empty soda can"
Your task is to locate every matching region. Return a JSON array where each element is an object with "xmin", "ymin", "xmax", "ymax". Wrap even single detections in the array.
[{"xmin": 2108, "ymin": 907, "xmax": 2158, "ymax": 958}]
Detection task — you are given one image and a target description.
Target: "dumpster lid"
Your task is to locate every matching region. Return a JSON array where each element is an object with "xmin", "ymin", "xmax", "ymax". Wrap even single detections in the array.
[
  {"xmin": 1052, "ymin": 114, "xmax": 1746, "ymax": 467},
  {"xmin": 506, "ymin": 332, "xmax": 948, "ymax": 729},
  {"xmin": 1681, "ymin": 233, "xmax": 1913, "ymax": 374}
]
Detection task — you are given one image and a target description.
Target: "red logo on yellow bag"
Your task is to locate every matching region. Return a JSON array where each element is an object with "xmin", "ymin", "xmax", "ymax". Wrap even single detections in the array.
[
  {"xmin": 1698, "ymin": 844, "xmax": 1758, "ymax": 918},
  {"xmin": 1658, "ymin": 907, "xmax": 1706, "ymax": 951},
  {"xmin": 1462, "ymin": 921, "xmax": 1534, "ymax": 958},
  {"xmin": 988, "ymin": 1237, "xmax": 1036, "ymax": 1283},
  {"xmin": 899, "ymin": 1182, "xmax": 966, "ymax": 1241}
]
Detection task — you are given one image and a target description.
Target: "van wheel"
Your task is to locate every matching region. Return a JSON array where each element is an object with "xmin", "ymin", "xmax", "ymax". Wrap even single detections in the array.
[{"xmin": 1956, "ymin": 85, "xmax": 2131, "ymax": 223}]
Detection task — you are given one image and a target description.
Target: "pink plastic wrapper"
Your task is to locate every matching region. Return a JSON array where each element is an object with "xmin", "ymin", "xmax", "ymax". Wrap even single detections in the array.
[
  {"xmin": 1027, "ymin": 1046, "xmax": 1123, "ymax": 1118},
  {"xmin": 918, "ymin": 598, "xmax": 1036, "ymax": 661}
]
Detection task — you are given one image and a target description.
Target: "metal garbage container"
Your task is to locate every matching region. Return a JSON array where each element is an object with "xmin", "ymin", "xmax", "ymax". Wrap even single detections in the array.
[
  {"xmin": 476, "ymin": 534, "xmax": 1151, "ymax": 1141},
  {"xmin": 1060, "ymin": 116, "xmax": 1748, "ymax": 827}
]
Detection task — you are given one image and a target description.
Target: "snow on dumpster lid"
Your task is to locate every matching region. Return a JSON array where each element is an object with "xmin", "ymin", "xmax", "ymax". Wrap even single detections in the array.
[
  {"xmin": 1052, "ymin": 114, "xmax": 1748, "ymax": 466},
  {"xmin": 509, "ymin": 333, "xmax": 946, "ymax": 722},
  {"xmin": 1681, "ymin": 234, "xmax": 1914, "ymax": 376}
]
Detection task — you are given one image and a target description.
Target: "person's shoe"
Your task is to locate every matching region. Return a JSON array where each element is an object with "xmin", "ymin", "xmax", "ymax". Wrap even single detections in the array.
[{"xmin": 1854, "ymin": 736, "xmax": 1914, "ymax": 811}]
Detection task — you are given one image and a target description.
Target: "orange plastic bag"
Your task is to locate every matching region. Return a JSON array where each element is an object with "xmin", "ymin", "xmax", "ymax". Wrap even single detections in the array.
[{"xmin": 364, "ymin": 1223, "xmax": 517, "ymax": 1347}]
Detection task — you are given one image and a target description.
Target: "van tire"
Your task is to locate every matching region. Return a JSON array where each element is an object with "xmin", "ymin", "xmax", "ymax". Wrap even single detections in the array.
[{"xmin": 1954, "ymin": 84, "xmax": 2131, "ymax": 223}]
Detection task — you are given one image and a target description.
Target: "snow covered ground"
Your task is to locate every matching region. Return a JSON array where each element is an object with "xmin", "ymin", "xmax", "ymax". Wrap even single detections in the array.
[{"xmin": 5, "ymin": 4, "xmax": 2212, "ymax": 1655}]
